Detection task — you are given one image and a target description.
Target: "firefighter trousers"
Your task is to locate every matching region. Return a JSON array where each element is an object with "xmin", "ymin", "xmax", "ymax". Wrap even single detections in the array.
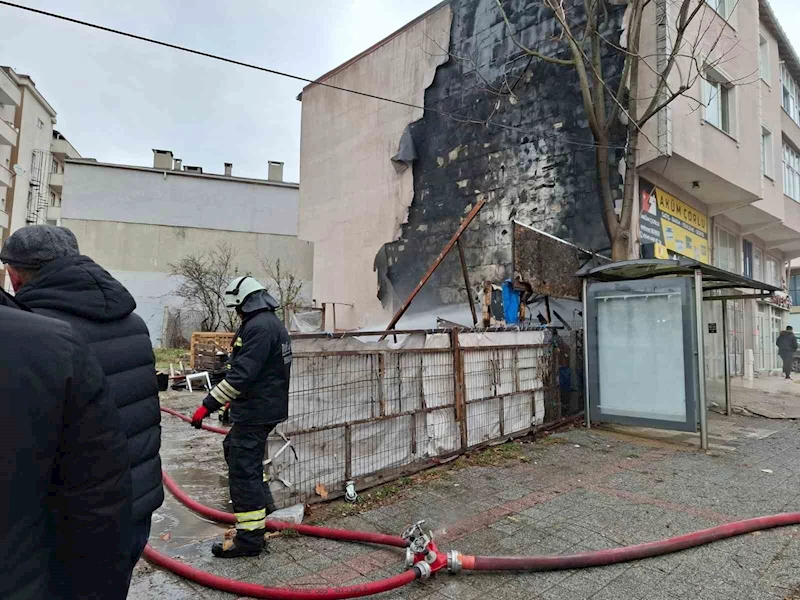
[{"xmin": 222, "ymin": 423, "xmax": 276, "ymax": 549}]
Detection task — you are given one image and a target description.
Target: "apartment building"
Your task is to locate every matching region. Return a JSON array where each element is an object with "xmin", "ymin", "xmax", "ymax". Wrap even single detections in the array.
[
  {"xmin": 0, "ymin": 67, "xmax": 81, "ymax": 245},
  {"xmin": 62, "ymin": 150, "xmax": 314, "ymax": 345},
  {"xmin": 298, "ymin": 0, "xmax": 800, "ymax": 377},
  {"xmin": 630, "ymin": 0, "xmax": 800, "ymax": 376}
]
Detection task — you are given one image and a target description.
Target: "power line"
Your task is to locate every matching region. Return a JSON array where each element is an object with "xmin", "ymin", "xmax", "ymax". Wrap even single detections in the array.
[{"xmin": 0, "ymin": 0, "xmax": 627, "ymax": 151}]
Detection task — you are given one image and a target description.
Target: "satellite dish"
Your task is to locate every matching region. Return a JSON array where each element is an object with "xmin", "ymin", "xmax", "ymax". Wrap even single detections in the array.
[{"xmin": 12, "ymin": 164, "xmax": 25, "ymax": 176}]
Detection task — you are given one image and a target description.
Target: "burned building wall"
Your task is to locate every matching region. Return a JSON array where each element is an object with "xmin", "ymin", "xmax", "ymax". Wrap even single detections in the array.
[{"xmin": 376, "ymin": 0, "xmax": 627, "ymax": 314}]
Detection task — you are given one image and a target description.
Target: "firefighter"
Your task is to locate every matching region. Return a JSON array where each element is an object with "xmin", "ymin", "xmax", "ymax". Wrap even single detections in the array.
[{"xmin": 190, "ymin": 276, "xmax": 292, "ymax": 558}]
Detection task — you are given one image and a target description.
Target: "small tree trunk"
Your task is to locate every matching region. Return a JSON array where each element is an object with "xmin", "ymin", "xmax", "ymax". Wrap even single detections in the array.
[{"xmin": 610, "ymin": 230, "xmax": 631, "ymax": 261}]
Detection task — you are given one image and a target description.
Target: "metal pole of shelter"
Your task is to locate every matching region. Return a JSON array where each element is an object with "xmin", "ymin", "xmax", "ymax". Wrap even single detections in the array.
[
  {"xmin": 721, "ymin": 300, "xmax": 732, "ymax": 417},
  {"xmin": 694, "ymin": 269, "xmax": 708, "ymax": 450},
  {"xmin": 582, "ymin": 277, "xmax": 591, "ymax": 429}
]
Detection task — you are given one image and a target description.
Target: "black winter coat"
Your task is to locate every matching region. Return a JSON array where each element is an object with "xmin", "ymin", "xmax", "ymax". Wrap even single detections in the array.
[
  {"xmin": 777, "ymin": 330, "xmax": 798, "ymax": 354},
  {"xmin": 204, "ymin": 308, "xmax": 292, "ymax": 425},
  {"xmin": 16, "ymin": 255, "xmax": 163, "ymax": 523},
  {"xmin": 0, "ymin": 290, "xmax": 133, "ymax": 600}
]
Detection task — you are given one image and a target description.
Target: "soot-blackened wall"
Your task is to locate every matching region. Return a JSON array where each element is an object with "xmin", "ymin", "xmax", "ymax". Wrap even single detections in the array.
[{"xmin": 376, "ymin": 0, "xmax": 626, "ymax": 314}]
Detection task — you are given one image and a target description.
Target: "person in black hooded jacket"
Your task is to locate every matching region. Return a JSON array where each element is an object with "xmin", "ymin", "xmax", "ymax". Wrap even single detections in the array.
[
  {"xmin": 1, "ymin": 225, "xmax": 163, "ymax": 584},
  {"xmin": 0, "ymin": 287, "xmax": 133, "ymax": 600}
]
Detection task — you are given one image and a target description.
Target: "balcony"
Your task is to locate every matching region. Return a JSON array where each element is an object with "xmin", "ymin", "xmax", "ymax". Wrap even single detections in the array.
[
  {"xmin": 50, "ymin": 136, "xmax": 80, "ymax": 160},
  {"xmin": 0, "ymin": 209, "xmax": 7, "ymax": 230},
  {"xmin": 0, "ymin": 69, "xmax": 20, "ymax": 107},
  {"xmin": 782, "ymin": 110, "xmax": 800, "ymax": 151},
  {"xmin": 0, "ymin": 164, "xmax": 12, "ymax": 188},
  {"xmin": 47, "ymin": 205, "xmax": 61, "ymax": 223},
  {"xmin": 49, "ymin": 171, "xmax": 63, "ymax": 193},
  {"xmin": 0, "ymin": 118, "xmax": 17, "ymax": 147}
]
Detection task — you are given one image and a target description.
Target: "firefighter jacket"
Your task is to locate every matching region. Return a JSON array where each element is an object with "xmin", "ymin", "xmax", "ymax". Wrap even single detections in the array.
[{"xmin": 204, "ymin": 308, "xmax": 292, "ymax": 425}]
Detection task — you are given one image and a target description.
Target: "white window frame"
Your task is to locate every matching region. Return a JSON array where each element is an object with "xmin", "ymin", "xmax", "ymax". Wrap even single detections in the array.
[
  {"xmin": 760, "ymin": 34, "xmax": 770, "ymax": 83},
  {"xmin": 781, "ymin": 64, "xmax": 800, "ymax": 126},
  {"xmin": 754, "ymin": 247, "xmax": 764, "ymax": 282},
  {"xmin": 766, "ymin": 255, "xmax": 781, "ymax": 287},
  {"xmin": 761, "ymin": 126, "xmax": 774, "ymax": 179},
  {"xmin": 706, "ymin": 0, "xmax": 729, "ymax": 19},
  {"xmin": 714, "ymin": 225, "xmax": 739, "ymax": 274},
  {"xmin": 703, "ymin": 69, "xmax": 734, "ymax": 136},
  {"xmin": 784, "ymin": 142, "xmax": 800, "ymax": 201}
]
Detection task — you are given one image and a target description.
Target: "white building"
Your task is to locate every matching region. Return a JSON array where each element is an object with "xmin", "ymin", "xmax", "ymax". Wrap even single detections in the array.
[
  {"xmin": 0, "ymin": 67, "xmax": 80, "ymax": 245},
  {"xmin": 62, "ymin": 150, "xmax": 314, "ymax": 346}
]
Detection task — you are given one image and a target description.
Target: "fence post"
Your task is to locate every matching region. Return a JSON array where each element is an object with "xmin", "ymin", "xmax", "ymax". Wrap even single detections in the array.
[
  {"xmin": 451, "ymin": 329, "xmax": 468, "ymax": 449},
  {"xmin": 344, "ymin": 425, "xmax": 352, "ymax": 481}
]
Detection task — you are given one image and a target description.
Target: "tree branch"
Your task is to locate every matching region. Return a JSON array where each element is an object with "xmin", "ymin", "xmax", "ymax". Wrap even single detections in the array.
[{"xmin": 495, "ymin": 0, "xmax": 575, "ymax": 66}]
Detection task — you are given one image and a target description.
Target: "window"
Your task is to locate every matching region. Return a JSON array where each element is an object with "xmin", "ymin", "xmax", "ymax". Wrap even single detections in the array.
[
  {"xmin": 754, "ymin": 247, "xmax": 763, "ymax": 282},
  {"xmin": 781, "ymin": 64, "xmax": 800, "ymax": 125},
  {"xmin": 784, "ymin": 142, "xmax": 800, "ymax": 201},
  {"xmin": 706, "ymin": 0, "xmax": 729, "ymax": 18},
  {"xmin": 762, "ymin": 127, "xmax": 774, "ymax": 178},
  {"xmin": 703, "ymin": 74, "xmax": 732, "ymax": 134},
  {"xmin": 766, "ymin": 256, "xmax": 781, "ymax": 287},
  {"xmin": 715, "ymin": 226, "xmax": 738, "ymax": 273},
  {"xmin": 743, "ymin": 240, "xmax": 753, "ymax": 279},
  {"xmin": 790, "ymin": 274, "xmax": 800, "ymax": 306},
  {"xmin": 36, "ymin": 118, "xmax": 43, "ymax": 130},
  {"xmin": 760, "ymin": 35, "xmax": 770, "ymax": 82}
]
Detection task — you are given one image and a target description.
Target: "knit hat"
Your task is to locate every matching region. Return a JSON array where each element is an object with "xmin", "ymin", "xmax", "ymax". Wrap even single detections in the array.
[{"xmin": 0, "ymin": 225, "xmax": 80, "ymax": 269}]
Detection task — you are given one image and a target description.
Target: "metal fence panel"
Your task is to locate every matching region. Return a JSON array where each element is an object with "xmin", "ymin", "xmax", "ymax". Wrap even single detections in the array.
[{"xmin": 266, "ymin": 329, "xmax": 581, "ymax": 507}]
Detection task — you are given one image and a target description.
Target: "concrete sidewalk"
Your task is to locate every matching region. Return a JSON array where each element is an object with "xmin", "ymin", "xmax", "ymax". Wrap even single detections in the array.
[
  {"xmin": 708, "ymin": 374, "xmax": 800, "ymax": 419},
  {"xmin": 132, "ymin": 395, "xmax": 800, "ymax": 599}
]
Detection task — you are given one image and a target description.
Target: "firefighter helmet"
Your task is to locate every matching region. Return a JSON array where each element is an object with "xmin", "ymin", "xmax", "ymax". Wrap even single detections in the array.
[{"xmin": 224, "ymin": 276, "xmax": 266, "ymax": 309}]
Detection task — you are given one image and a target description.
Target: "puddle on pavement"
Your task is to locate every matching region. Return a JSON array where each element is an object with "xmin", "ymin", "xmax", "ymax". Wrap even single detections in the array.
[{"xmin": 148, "ymin": 496, "xmax": 228, "ymax": 559}]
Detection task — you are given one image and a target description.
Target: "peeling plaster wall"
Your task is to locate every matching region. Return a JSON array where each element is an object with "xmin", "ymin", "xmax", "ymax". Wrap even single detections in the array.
[
  {"xmin": 377, "ymin": 0, "xmax": 626, "ymax": 314},
  {"xmin": 298, "ymin": 4, "xmax": 453, "ymax": 330}
]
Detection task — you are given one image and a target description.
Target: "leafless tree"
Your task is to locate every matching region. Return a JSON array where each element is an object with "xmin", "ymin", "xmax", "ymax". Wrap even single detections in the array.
[
  {"xmin": 493, "ymin": 0, "xmax": 746, "ymax": 259},
  {"xmin": 260, "ymin": 257, "xmax": 304, "ymax": 325},
  {"xmin": 169, "ymin": 241, "xmax": 241, "ymax": 332}
]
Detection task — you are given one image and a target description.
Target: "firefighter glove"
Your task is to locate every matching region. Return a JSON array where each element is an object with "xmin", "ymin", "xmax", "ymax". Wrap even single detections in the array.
[{"xmin": 191, "ymin": 405, "xmax": 210, "ymax": 429}]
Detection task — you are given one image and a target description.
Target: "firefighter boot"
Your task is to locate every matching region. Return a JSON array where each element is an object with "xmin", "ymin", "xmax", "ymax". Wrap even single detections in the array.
[{"xmin": 212, "ymin": 529, "xmax": 267, "ymax": 558}]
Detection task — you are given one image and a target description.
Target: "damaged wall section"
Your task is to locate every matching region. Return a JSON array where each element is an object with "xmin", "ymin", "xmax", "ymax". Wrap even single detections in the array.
[
  {"xmin": 376, "ymin": 0, "xmax": 627, "ymax": 314},
  {"xmin": 298, "ymin": 3, "xmax": 453, "ymax": 330}
]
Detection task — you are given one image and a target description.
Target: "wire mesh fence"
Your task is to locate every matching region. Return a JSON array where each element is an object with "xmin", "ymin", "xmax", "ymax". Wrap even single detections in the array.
[{"xmin": 266, "ymin": 328, "xmax": 584, "ymax": 508}]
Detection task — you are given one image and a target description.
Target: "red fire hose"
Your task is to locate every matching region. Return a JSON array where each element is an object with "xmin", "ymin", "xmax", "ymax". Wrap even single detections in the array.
[
  {"xmin": 458, "ymin": 511, "xmax": 800, "ymax": 571},
  {"xmin": 156, "ymin": 406, "xmax": 800, "ymax": 598},
  {"xmin": 161, "ymin": 405, "xmax": 230, "ymax": 434},
  {"xmin": 143, "ymin": 545, "xmax": 420, "ymax": 599},
  {"xmin": 161, "ymin": 471, "xmax": 408, "ymax": 548}
]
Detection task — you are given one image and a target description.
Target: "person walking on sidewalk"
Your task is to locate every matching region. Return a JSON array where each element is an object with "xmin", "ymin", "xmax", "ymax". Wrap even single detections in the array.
[
  {"xmin": 190, "ymin": 276, "xmax": 292, "ymax": 558},
  {"xmin": 0, "ymin": 225, "xmax": 163, "ymax": 587},
  {"xmin": 776, "ymin": 325, "xmax": 798, "ymax": 379}
]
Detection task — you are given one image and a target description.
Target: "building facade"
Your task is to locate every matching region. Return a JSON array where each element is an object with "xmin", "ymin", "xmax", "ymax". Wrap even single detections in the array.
[
  {"xmin": 0, "ymin": 67, "xmax": 80, "ymax": 245},
  {"xmin": 62, "ymin": 150, "xmax": 314, "ymax": 346},
  {"xmin": 298, "ymin": 0, "xmax": 800, "ymax": 376}
]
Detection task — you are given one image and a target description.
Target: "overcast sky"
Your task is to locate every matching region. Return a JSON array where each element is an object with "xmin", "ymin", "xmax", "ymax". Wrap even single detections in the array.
[{"xmin": 1, "ymin": 0, "xmax": 798, "ymax": 183}]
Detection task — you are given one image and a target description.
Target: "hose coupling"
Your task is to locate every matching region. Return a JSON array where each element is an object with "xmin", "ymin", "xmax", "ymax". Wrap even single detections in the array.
[
  {"xmin": 402, "ymin": 520, "xmax": 432, "ymax": 555},
  {"xmin": 414, "ymin": 561, "xmax": 433, "ymax": 580},
  {"xmin": 405, "ymin": 548, "xmax": 415, "ymax": 568},
  {"xmin": 447, "ymin": 550, "xmax": 462, "ymax": 574}
]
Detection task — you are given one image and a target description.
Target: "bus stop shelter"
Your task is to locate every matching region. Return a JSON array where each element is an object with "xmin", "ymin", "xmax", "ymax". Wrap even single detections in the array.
[{"xmin": 577, "ymin": 258, "xmax": 780, "ymax": 450}]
